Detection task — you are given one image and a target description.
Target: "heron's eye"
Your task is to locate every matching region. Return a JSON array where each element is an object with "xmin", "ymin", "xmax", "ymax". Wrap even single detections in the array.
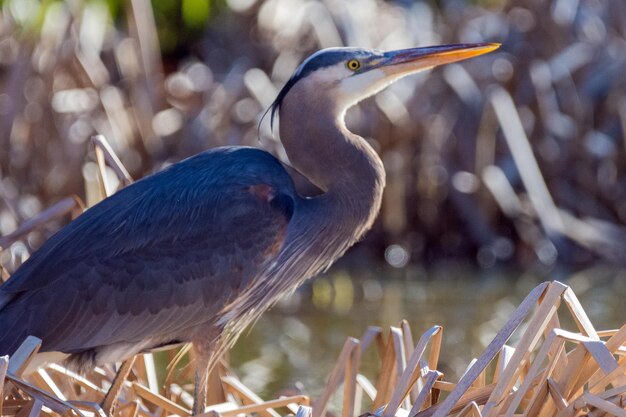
[{"xmin": 346, "ymin": 59, "xmax": 361, "ymax": 71}]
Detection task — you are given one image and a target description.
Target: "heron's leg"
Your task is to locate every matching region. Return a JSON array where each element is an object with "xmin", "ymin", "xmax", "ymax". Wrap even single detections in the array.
[
  {"xmin": 192, "ymin": 350, "xmax": 209, "ymax": 415},
  {"xmin": 191, "ymin": 330, "xmax": 221, "ymax": 415},
  {"xmin": 101, "ymin": 356, "xmax": 136, "ymax": 416}
]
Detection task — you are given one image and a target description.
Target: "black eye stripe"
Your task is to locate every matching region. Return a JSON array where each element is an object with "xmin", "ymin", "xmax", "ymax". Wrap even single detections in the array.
[{"xmin": 270, "ymin": 48, "xmax": 383, "ymax": 130}]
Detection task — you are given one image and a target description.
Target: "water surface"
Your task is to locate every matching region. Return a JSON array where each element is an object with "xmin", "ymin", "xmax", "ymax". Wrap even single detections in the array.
[{"xmin": 230, "ymin": 264, "xmax": 626, "ymax": 401}]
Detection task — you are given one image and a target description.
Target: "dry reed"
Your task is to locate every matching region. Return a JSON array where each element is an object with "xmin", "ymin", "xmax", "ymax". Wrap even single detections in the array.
[
  {"xmin": 2, "ymin": 0, "xmax": 626, "ymax": 268},
  {"xmin": 1, "ymin": 280, "xmax": 624, "ymax": 417}
]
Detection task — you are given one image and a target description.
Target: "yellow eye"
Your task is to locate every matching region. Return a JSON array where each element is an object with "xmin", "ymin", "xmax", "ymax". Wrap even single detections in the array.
[{"xmin": 346, "ymin": 59, "xmax": 361, "ymax": 71}]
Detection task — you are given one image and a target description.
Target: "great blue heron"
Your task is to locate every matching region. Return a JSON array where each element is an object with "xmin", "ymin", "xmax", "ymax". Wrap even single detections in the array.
[{"xmin": 0, "ymin": 43, "xmax": 498, "ymax": 414}]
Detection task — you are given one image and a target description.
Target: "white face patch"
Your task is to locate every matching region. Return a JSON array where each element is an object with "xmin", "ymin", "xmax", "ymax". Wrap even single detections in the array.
[
  {"xmin": 338, "ymin": 68, "xmax": 388, "ymax": 106},
  {"xmin": 338, "ymin": 67, "xmax": 428, "ymax": 111},
  {"xmin": 338, "ymin": 64, "xmax": 431, "ymax": 110},
  {"xmin": 297, "ymin": 59, "xmax": 431, "ymax": 113}
]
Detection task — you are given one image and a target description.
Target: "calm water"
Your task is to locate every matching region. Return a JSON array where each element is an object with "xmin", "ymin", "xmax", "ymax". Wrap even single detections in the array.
[{"xmin": 229, "ymin": 264, "xmax": 626, "ymax": 400}]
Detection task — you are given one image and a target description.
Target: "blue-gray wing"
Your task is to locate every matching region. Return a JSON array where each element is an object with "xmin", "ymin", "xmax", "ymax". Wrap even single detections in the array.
[{"xmin": 0, "ymin": 147, "xmax": 295, "ymax": 356}]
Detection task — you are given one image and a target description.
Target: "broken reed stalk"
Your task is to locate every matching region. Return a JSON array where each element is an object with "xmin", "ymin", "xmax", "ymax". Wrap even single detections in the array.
[{"xmin": 92, "ymin": 135, "xmax": 134, "ymax": 187}]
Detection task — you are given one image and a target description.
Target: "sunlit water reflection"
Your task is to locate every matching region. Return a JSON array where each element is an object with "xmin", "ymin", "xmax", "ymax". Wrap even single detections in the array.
[{"xmin": 230, "ymin": 264, "xmax": 626, "ymax": 401}]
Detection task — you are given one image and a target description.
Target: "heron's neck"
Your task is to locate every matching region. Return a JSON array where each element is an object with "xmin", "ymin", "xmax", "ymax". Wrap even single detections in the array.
[
  {"xmin": 215, "ymin": 99, "xmax": 385, "ymax": 345},
  {"xmin": 279, "ymin": 98, "xmax": 386, "ymax": 238},
  {"xmin": 216, "ymin": 107, "xmax": 385, "ymax": 349}
]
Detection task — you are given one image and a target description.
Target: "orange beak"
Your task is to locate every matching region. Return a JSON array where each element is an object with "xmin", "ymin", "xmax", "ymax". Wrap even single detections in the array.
[{"xmin": 376, "ymin": 43, "xmax": 500, "ymax": 76}]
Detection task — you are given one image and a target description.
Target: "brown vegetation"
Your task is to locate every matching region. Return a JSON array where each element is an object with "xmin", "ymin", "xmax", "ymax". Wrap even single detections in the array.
[{"xmin": 1, "ymin": 0, "xmax": 626, "ymax": 269}]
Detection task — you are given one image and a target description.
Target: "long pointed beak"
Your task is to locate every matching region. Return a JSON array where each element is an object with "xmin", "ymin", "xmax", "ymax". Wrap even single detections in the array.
[{"xmin": 376, "ymin": 43, "xmax": 500, "ymax": 76}]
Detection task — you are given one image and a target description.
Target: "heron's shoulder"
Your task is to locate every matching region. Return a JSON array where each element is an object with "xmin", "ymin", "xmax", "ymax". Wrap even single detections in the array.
[
  {"xmin": 186, "ymin": 146, "xmax": 283, "ymax": 170},
  {"xmin": 156, "ymin": 146, "xmax": 294, "ymax": 192}
]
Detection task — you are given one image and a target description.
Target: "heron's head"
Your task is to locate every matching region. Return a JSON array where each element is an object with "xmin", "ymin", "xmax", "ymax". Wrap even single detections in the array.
[{"xmin": 270, "ymin": 43, "xmax": 499, "ymax": 128}]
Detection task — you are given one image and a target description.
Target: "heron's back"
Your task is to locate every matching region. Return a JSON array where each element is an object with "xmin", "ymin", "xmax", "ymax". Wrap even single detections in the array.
[{"xmin": 0, "ymin": 146, "xmax": 296, "ymax": 365}]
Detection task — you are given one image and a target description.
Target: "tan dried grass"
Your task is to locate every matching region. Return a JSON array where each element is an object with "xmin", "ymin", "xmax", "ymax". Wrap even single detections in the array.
[{"xmin": 1, "ymin": 281, "xmax": 625, "ymax": 417}]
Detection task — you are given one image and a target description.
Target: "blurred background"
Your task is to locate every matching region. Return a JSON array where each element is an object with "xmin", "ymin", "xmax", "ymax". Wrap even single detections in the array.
[{"xmin": 0, "ymin": 0, "xmax": 625, "ymax": 402}]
